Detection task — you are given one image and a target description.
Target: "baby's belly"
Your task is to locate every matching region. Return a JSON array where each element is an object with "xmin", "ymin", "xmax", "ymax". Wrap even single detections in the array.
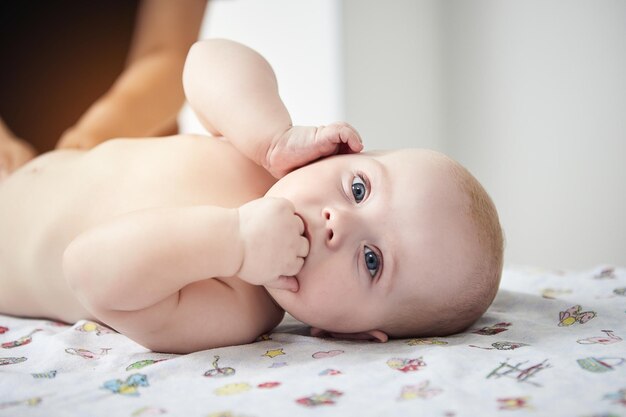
[{"xmin": 0, "ymin": 150, "xmax": 91, "ymax": 320}]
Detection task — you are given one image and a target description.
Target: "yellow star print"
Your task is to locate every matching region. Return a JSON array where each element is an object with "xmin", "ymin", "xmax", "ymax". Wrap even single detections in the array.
[{"xmin": 263, "ymin": 348, "xmax": 285, "ymax": 358}]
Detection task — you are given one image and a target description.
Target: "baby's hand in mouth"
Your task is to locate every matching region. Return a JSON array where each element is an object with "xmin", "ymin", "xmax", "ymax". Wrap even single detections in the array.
[{"xmin": 236, "ymin": 197, "xmax": 308, "ymax": 292}]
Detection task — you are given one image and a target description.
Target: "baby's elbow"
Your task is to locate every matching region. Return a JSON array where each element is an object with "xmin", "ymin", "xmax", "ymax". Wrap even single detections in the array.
[
  {"xmin": 63, "ymin": 239, "xmax": 117, "ymax": 314},
  {"xmin": 62, "ymin": 237, "xmax": 101, "ymax": 303},
  {"xmin": 183, "ymin": 41, "xmax": 209, "ymax": 81},
  {"xmin": 63, "ymin": 239, "xmax": 87, "ymax": 292}
]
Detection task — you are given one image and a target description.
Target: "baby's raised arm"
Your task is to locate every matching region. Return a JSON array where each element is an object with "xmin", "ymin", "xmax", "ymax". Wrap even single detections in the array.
[{"xmin": 183, "ymin": 39, "xmax": 363, "ymax": 178}]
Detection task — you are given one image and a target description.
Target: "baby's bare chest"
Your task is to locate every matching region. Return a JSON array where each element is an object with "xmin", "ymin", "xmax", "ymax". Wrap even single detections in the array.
[
  {"xmin": 0, "ymin": 137, "xmax": 276, "ymax": 319},
  {"xmin": 2, "ymin": 137, "xmax": 275, "ymax": 237},
  {"xmin": 84, "ymin": 137, "xmax": 276, "ymax": 213}
]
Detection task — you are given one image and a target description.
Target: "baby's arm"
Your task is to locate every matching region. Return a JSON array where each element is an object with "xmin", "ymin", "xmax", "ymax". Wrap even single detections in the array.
[
  {"xmin": 64, "ymin": 199, "xmax": 307, "ymax": 310},
  {"xmin": 63, "ymin": 198, "xmax": 308, "ymax": 351},
  {"xmin": 64, "ymin": 206, "xmax": 241, "ymax": 311},
  {"xmin": 183, "ymin": 39, "xmax": 363, "ymax": 178}
]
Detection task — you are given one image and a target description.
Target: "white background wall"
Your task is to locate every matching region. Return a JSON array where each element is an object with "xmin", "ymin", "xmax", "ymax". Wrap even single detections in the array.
[
  {"xmin": 438, "ymin": 1, "xmax": 626, "ymax": 270},
  {"xmin": 179, "ymin": 0, "xmax": 343, "ymax": 132},
  {"xmin": 181, "ymin": 0, "xmax": 626, "ymax": 270}
]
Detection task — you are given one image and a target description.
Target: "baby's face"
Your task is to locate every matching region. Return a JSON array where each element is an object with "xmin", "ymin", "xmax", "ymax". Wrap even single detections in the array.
[{"xmin": 265, "ymin": 149, "xmax": 477, "ymax": 337}]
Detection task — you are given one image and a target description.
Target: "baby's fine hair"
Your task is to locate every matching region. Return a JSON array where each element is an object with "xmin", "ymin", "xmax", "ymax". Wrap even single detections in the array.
[
  {"xmin": 446, "ymin": 157, "xmax": 504, "ymax": 329},
  {"xmin": 386, "ymin": 153, "xmax": 504, "ymax": 338}
]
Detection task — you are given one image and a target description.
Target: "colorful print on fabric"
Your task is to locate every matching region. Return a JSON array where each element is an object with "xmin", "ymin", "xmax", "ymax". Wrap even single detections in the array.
[
  {"xmin": 559, "ymin": 305, "xmax": 596, "ymax": 326},
  {"xmin": 473, "ymin": 322, "xmax": 511, "ymax": 335},
  {"xmin": 577, "ymin": 330, "xmax": 622, "ymax": 345},
  {"xmin": 102, "ymin": 373, "xmax": 149, "ymax": 396},
  {"xmin": 319, "ymin": 368, "xmax": 342, "ymax": 376},
  {"xmin": 577, "ymin": 357, "xmax": 626, "ymax": 373},
  {"xmin": 214, "ymin": 383, "xmax": 252, "ymax": 396},
  {"xmin": 541, "ymin": 288, "xmax": 572, "ymax": 299},
  {"xmin": 1, "ymin": 329, "xmax": 42, "ymax": 348},
  {"xmin": 469, "ymin": 341, "xmax": 529, "ymax": 350},
  {"xmin": 407, "ymin": 338, "xmax": 448, "ymax": 346},
  {"xmin": 487, "ymin": 359, "xmax": 551, "ymax": 386},
  {"xmin": 262, "ymin": 348, "xmax": 285, "ymax": 358},
  {"xmin": 613, "ymin": 287, "xmax": 626, "ymax": 296},
  {"xmin": 131, "ymin": 406, "xmax": 167, "ymax": 416},
  {"xmin": 387, "ymin": 357, "xmax": 427, "ymax": 373},
  {"xmin": 0, "ymin": 397, "xmax": 42, "ymax": 410},
  {"xmin": 207, "ymin": 412, "xmax": 250, "ymax": 417},
  {"xmin": 312, "ymin": 350, "xmax": 344, "ymax": 359},
  {"xmin": 65, "ymin": 347, "xmax": 111, "ymax": 360},
  {"xmin": 204, "ymin": 355, "xmax": 236, "ymax": 377},
  {"xmin": 296, "ymin": 389, "xmax": 343, "ymax": 407},
  {"xmin": 594, "ymin": 267, "xmax": 616, "ymax": 279},
  {"xmin": 75, "ymin": 321, "xmax": 113, "ymax": 336},
  {"xmin": 31, "ymin": 370, "xmax": 57, "ymax": 379},
  {"xmin": 603, "ymin": 388, "xmax": 626, "ymax": 407},
  {"xmin": 268, "ymin": 362, "xmax": 287, "ymax": 368},
  {"xmin": 126, "ymin": 358, "xmax": 169, "ymax": 371},
  {"xmin": 497, "ymin": 397, "xmax": 531, "ymax": 410},
  {"xmin": 257, "ymin": 382, "xmax": 280, "ymax": 389},
  {"xmin": 398, "ymin": 380, "xmax": 442, "ymax": 401},
  {"xmin": 0, "ymin": 356, "xmax": 27, "ymax": 366}
]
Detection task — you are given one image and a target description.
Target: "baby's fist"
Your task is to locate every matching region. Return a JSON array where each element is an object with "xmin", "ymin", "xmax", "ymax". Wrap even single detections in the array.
[{"xmin": 236, "ymin": 197, "xmax": 309, "ymax": 291}]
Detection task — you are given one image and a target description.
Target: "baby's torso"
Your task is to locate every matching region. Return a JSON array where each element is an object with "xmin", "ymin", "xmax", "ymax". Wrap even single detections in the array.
[{"xmin": 0, "ymin": 135, "xmax": 277, "ymax": 322}]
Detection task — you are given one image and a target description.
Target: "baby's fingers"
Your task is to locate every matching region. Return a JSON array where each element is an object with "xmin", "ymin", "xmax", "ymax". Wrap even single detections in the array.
[
  {"xmin": 316, "ymin": 123, "xmax": 363, "ymax": 156},
  {"xmin": 298, "ymin": 236, "xmax": 309, "ymax": 257},
  {"xmin": 339, "ymin": 123, "xmax": 363, "ymax": 153}
]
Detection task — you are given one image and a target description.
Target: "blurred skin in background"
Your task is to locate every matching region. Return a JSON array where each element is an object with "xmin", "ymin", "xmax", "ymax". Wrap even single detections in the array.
[{"xmin": 0, "ymin": 0, "xmax": 208, "ymax": 180}]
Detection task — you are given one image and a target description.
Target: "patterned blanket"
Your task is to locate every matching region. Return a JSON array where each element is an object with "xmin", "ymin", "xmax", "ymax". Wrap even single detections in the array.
[{"xmin": 1, "ymin": 266, "xmax": 624, "ymax": 417}]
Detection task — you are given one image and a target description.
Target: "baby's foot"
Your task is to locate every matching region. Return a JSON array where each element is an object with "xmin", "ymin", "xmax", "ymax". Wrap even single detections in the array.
[
  {"xmin": 0, "ymin": 136, "xmax": 36, "ymax": 181},
  {"xmin": 265, "ymin": 122, "xmax": 363, "ymax": 178}
]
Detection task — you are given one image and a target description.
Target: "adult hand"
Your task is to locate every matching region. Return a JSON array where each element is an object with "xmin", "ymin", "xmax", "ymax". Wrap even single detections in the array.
[
  {"xmin": 56, "ymin": 126, "xmax": 102, "ymax": 150},
  {"xmin": 264, "ymin": 122, "xmax": 363, "ymax": 179},
  {"xmin": 0, "ymin": 135, "xmax": 36, "ymax": 181},
  {"xmin": 236, "ymin": 197, "xmax": 309, "ymax": 291}
]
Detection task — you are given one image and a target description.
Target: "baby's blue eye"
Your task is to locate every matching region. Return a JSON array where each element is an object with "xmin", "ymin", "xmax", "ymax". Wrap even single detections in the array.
[
  {"xmin": 364, "ymin": 246, "xmax": 379, "ymax": 278},
  {"xmin": 351, "ymin": 176, "xmax": 367, "ymax": 203}
]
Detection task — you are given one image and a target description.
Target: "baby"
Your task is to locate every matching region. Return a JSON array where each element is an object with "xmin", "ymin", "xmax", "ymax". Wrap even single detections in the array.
[{"xmin": 0, "ymin": 40, "xmax": 504, "ymax": 353}]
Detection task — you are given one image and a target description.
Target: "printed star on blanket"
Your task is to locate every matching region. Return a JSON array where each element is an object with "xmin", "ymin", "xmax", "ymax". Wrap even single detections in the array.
[{"xmin": 263, "ymin": 348, "xmax": 285, "ymax": 358}]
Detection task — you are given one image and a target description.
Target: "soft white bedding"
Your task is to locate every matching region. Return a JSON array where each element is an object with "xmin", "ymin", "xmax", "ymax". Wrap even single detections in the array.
[{"xmin": 1, "ymin": 266, "xmax": 625, "ymax": 416}]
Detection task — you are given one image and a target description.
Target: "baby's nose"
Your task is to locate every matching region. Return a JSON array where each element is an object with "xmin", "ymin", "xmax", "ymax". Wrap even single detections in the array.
[
  {"xmin": 323, "ymin": 209, "xmax": 335, "ymax": 243},
  {"xmin": 322, "ymin": 207, "xmax": 350, "ymax": 249}
]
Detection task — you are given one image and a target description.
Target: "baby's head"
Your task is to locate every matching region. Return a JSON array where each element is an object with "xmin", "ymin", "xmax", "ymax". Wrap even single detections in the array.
[{"xmin": 265, "ymin": 149, "xmax": 504, "ymax": 341}]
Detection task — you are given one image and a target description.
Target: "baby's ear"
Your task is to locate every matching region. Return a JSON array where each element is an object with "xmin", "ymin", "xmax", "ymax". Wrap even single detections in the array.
[{"xmin": 309, "ymin": 327, "xmax": 389, "ymax": 343}]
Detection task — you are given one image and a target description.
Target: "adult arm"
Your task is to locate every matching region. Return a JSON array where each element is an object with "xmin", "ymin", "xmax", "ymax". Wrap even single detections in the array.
[
  {"xmin": 0, "ymin": 117, "xmax": 36, "ymax": 179},
  {"xmin": 57, "ymin": 0, "xmax": 208, "ymax": 149}
]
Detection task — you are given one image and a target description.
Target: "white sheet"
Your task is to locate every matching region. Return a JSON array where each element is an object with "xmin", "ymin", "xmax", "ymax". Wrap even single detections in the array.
[{"xmin": 1, "ymin": 265, "xmax": 625, "ymax": 416}]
